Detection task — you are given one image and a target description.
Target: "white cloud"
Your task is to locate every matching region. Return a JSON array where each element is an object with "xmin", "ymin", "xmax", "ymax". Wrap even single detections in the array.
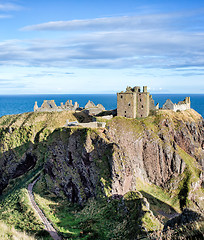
[
  {"xmin": 0, "ymin": 2, "xmax": 22, "ymax": 11},
  {"xmin": 0, "ymin": 10, "xmax": 204, "ymax": 72},
  {"xmin": 21, "ymin": 14, "xmax": 174, "ymax": 32},
  {"xmin": 1, "ymin": 27, "xmax": 204, "ymax": 70},
  {"xmin": 20, "ymin": 9, "xmax": 204, "ymax": 32}
]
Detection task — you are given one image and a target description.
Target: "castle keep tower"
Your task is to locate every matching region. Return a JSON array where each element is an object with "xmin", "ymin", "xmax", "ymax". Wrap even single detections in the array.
[{"xmin": 117, "ymin": 86, "xmax": 150, "ymax": 118}]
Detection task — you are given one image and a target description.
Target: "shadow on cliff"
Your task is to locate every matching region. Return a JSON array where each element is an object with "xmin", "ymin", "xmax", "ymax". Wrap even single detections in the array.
[
  {"xmin": 140, "ymin": 191, "xmax": 179, "ymax": 220},
  {"xmin": 0, "ymin": 142, "xmax": 39, "ymax": 196},
  {"xmin": 73, "ymin": 111, "xmax": 94, "ymax": 123},
  {"xmin": 41, "ymin": 127, "xmax": 114, "ymax": 204},
  {"xmin": 0, "ymin": 125, "xmax": 55, "ymax": 196}
]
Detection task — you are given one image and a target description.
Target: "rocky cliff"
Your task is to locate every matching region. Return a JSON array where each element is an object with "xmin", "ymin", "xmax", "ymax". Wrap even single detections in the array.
[
  {"xmin": 42, "ymin": 109, "xmax": 203, "ymax": 211},
  {"xmin": 106, "ymin": 110, "xmax": 204, "ymax": 211},
  {"xmin": 0, "ymin": 109, "xmax": 203, "ymax": 238}
]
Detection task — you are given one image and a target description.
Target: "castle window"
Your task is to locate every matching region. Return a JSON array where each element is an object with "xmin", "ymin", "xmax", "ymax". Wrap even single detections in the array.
[
  {"xmin": 140, "ymin": 99, "xmax": 142, "ymax": 102},
  {"xmin": 124, "ymin": 115, "xmax": 126, "ymax": 117},
  {"xmin": 128, "ymin": 103, "xmax": 131, "ymax": 106},
  {"xmin": 125, "ymin": 111, "xmax": 126, "ymax": 113},
  {"xmin": 142, "ymin": 105, "xmax": 143, "ymax": 108},
  {"xmin": 121, "ymin": 95, "xmax": 123, "ymax": 99}
]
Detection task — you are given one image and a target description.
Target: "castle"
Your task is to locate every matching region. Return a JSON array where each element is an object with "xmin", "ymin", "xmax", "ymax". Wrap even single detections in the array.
[
  {"xmin": 162, "ymin": 97, "xmax": 191, "ymax": 112},
  {"xmin": 34, "ymin": 99, "xmax": 106, "ymax": 116},
  {"xmin": 34, "ymin": 100, "xmax": 79, "ymax": 112},
  {"xmin": 117, "ymin": 86, "xmax": 191, "ymax": 118},
  {"xmin": 117, "ymin": 86, "xmax": 159, "ymax": 118},
  {"xmin": 33, "ymin": 85, "xmax": 191, "ymax": 119}
]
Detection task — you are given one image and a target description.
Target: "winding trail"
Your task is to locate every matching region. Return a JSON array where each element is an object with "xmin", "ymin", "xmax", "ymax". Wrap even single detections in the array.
[{"xmin": 28, "ymin": 178, "xmax": 62, "ymax": 240}]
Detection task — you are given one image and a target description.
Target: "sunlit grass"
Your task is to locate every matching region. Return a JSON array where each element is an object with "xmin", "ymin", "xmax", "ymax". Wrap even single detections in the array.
[{"xmin": 0, "ymin": 220, "xmax": 37, "ymax": 240}]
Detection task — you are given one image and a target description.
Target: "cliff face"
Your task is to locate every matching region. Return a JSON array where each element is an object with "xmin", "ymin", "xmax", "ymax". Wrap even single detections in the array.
[
  {"xmin": 43, "ymin": 128, "xmax": 114, "ymax": 204},
  {"xmin": 0, "ymin": 111, "xmax": 77, "ymax": 195},
  {"xmin": 41, "ymin": 109, "xmax": 204, "ymax": 213},
  {"xmin": 106, "ymin": 110, "xmax": 203, "ymax": 190},
  {"xmin": 0, "ymin": 110, "xmax": 203, "ymax": 212}
]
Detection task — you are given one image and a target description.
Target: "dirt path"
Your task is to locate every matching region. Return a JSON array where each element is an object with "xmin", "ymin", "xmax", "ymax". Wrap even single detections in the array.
[
  {"xmin": 28, "ymin": 178, "xmax": 62, "ymax": 240},
  {"xmin": 157, "ymin": 209, "xmax": 180, "ymax": 219}
]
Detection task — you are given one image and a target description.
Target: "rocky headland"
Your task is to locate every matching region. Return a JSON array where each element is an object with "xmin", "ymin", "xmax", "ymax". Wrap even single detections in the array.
[{"xmin": 0, "ymin": 109, "xmax": 203, "ymax": 239}]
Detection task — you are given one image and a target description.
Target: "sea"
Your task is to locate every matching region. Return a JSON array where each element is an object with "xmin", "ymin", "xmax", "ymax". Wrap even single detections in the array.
[{"xmin": 0, "ymin": 94, "xmax": 203, "ymax": 118}]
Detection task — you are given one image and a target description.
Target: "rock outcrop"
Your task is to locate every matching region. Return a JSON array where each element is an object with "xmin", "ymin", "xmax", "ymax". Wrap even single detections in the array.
[
  {"xmin": 42, "ymin": 110, "xmax": 204, "ymax": 212},
  {"xmin": 164, "ymin": 208, "xmax": 204, "ymax": 230},
  {"xmin": 0, "ymin": 109, "xmax": 203, "ymax": 220}
]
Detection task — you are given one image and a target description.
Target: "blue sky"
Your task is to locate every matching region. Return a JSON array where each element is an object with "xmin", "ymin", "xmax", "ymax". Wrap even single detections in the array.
[{"xmin": 0, "ymin": 0, "xmax": 204, "ymax": 94}]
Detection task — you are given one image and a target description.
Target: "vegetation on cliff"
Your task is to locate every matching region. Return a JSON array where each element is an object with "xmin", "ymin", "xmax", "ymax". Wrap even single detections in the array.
[
  {"xmin": 0, "ymin": 109, "xmax": 203, "ymax": 239},
  {"xmin": 0, "ymin": 220, "xmax": 37, "ymax": 240}
]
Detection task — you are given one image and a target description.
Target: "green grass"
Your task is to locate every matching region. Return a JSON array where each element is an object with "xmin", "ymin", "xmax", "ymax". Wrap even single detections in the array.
[
  {"xmin": 0, "ymin": 167, "xmax": 52, "ymax": 240},
  {"xmin": 0, "ymin": 220, "xmax": 38, "ymax": 240},
  {"xmin": 33, "ymin": 176, "xmax": 163, "ymax": 240},
  {"xmin": 177, "ymin": 146, "xmax": 201, "ymax": 181},
  {"xmin": 136, "ymin": 177, "xmax": 181, "ymax": 214},
  {"xmin": 0, "ymin": 187, "xmax": 46, "ymax": 237}
]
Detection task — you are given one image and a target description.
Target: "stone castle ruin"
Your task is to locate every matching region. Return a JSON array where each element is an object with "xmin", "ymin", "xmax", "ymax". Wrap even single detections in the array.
[
  {"xmin": 33, "ymin": 85, "xmax": 191, "ymax": 120},
  {"xmin": 34, "ymin": 99, "xmax": 105, "ymax": 115},
  {"xmin": 84, "ymin": 100, "xmax": 105, "ymax": 116},
  {"xmin": 34, "ymin": 100, "xmax": 79, "ymax": 112},
  {"xmin": 117, "ymin": 86, "xmax": 191, "ymax": 118},
  {"xmin": 117, "ymin": 86, "xmax": 159, "ymax": 118},
  {"xmin": 162, "ymin": 97, "xmax": 191, "ymax": 111}
]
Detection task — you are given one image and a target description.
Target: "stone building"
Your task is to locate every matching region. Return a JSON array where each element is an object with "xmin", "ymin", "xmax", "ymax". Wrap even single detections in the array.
[
  {"xmin": 117, "ymin": 86, "xmax": 158, "ymax": 118},
  {"xmin": 34, "ymin": 100, "xmax": 58, "ymax": 112},
  {"xmin": 34, "ymin": 99, "xmax": 105, "ymax": 115},
  {"xmin": 84, "ymin": 100, "xmax": 105, "ymax": 116},
  {"xmin": 60, "ymin": 100, "xmax": 79, "ymax": 111},
  {"xmin": 117, "ymin": 86, "xmax": 191, "ymax": 118},
  {"xmin": 34, "ymin": 99, "xmax": 79, "ymax": 112},
  {"xmin": 162, "ymin": 97, "xmax": 190, "ymax": 111}
]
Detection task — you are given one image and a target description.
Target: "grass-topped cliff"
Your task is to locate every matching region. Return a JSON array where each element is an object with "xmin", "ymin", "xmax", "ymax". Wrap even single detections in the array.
[{"xmin": 0, "ymin": 109, "xmax": 203, "ymax": 239}]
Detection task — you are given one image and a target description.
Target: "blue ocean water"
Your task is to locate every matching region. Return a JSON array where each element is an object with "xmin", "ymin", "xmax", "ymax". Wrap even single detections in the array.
[{"xmin": 0, "ymin": 94, "xmax": 203, "ymax": 118}]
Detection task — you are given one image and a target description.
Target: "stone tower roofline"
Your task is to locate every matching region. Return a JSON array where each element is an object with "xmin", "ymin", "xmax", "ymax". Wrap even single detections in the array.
[{"xmin": 122, "ymin": 86, "xmax": 148, "ymax": 94}]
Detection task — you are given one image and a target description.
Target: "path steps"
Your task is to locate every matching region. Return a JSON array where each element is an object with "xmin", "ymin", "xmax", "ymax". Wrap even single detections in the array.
[{"xmin": 28, "ymin": 178, "xmax": 62, "ymax": 240}]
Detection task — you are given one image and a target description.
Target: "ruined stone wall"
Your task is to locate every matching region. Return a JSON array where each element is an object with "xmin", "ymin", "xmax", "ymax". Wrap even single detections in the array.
[
  {"xmin": 66, "ymin": 121, "xmax": 106, "ymax": 128},
  {"xmin": 163, "ymin": 97, "xmax": 191, "ymax": 112},
  {"xmin": 117, "ymin": 86, "xmax": 190, "ymax": 118},
  {"xmin": 117, "ymin": 92, "xmax": 136, "ymax": 118},
  {"xmin": 136, "ymin": 92, "xmax": 149, "ymax": 118},
  {"xmin": 163, "ymin": 99, "xmax": 174, "ymax": 110},
  {"xmin": 34, "ymin": 100, "xmax": 79, "ymax": 113},
  {"xmin": 173, "ymin": 103, "xmax": 191, "ymax": 111},
  {"xmin": 149, "ymin": 95, "xmax": 159, "ymax": 111}
]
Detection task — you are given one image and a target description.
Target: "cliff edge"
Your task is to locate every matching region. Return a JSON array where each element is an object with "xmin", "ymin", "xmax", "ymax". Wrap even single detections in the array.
[{"xmin": 0, "ymin": 109, "xmax": 203, "ymax": 239}]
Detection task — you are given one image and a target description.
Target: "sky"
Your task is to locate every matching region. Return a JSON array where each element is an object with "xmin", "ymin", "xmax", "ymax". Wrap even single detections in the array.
[{"xmin": 0, "ymin": 0, "xmax": 204, "ymax": 94}]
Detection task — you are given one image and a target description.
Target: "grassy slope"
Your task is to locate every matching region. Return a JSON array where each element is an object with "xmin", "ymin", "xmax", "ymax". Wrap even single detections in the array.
[
  {"xmin": 0, "ymin": 168, "xmax": 52, "ymax": 240},
  {"xmin": 0, "ymin": 111, "xmax": 77, "ymax": 129},
  {"xmin": 33, "ymin": 176, "xmax": 162, "ymax": 240},
  {"xmin": 33, "ymin": 175, "xmax": 127, "ymax": 240},
  {"xmin": 0, "ymin": 112, "xmax": 75, "ymax": 239},
  {"xmin": 0, "ymin": 109, "xmax": 203, "ymax": 239},
  {"xmin": 0, "ymin": 220, "xmax": 37, "ymax": 240}
]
